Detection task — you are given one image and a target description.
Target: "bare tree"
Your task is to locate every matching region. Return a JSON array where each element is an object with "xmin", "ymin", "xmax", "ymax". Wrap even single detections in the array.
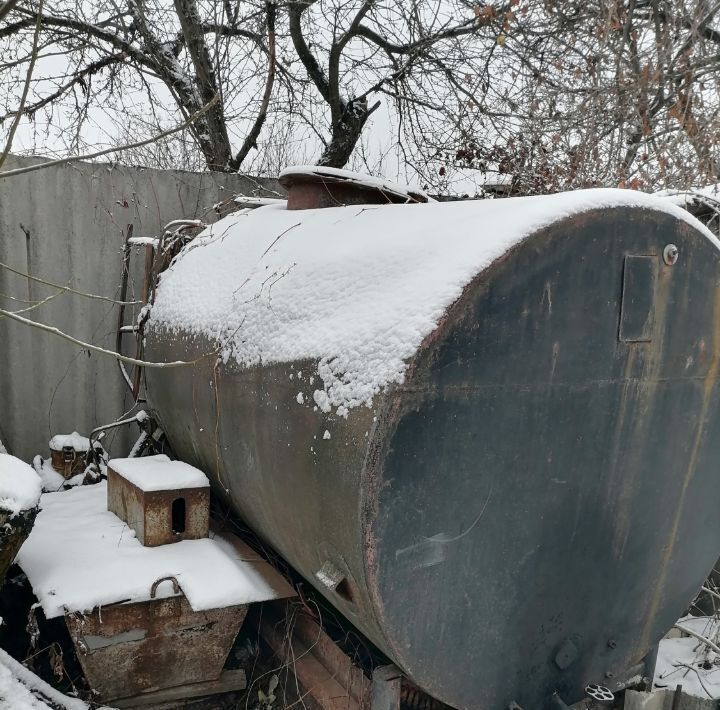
[
  {"xmin": 4, "ymin": 0, "xmax": 720, "ymax": 192},
  {"xmin": 0, "ymin": 0, "xmax": 278, "ymax": 171},
  {"xmin": 285, "ymin": 1, "xmax": 505, "ymax": 167},
  {"xmin": 0, "ymin": 0, "xmax": 514, "ymax": 174},
  {"xmin": 431, "ymin": 1, "xmax": 720, "ymax": 195}
]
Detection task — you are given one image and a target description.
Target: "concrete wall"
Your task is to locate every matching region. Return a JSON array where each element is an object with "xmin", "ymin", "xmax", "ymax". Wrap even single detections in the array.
[{"xmin": 0, "ymin": 155, "xmax": 281, "ymax": 461}]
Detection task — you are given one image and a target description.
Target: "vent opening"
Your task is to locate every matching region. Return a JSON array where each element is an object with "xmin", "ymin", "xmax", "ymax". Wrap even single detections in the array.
[{"xmin": 171, "ymin": 497, "xmax": 186, "ymax": 535}]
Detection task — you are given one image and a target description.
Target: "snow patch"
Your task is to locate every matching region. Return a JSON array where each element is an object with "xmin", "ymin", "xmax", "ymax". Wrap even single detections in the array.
[
  {"xmin": 0, "ymin": 455, "xmax": 41, "ymax": 515},
  {"xmin": 149, "ymin": 189, "xmax": 717, "ymax": 417},
  {"xmin": 657, "ymin": 184, "xmax": 720, "ymax": 208},
  {"xmin": 17, "ymin": 482, "xmax": 280, "ymax": 619},
  {"xmin": 655, "ymin": 616, "xmax": 720, "ymax": 699},
  {"xmin": 33, "ymin": 456, "xmax": 88, "ymax": 493},
  {"xmin": 0, "ymin": 648, "xmax": 89, "ymax": 709},
  {"xmin": 109, "ymin": 455, "xmax": 209, "ymax": 492},
  {"xmin": 48, "ymin": 432, "xmax": 89, "ymax": 452}
]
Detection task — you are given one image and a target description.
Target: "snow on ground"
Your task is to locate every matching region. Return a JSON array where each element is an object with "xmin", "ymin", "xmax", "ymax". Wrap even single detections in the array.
[
  {"xmin": 0, "ymin": 648, "xmax": 90, "ymax": 710},
  {"xmin": 32, "ymin": 433, "xmax": 106, "ymax": 493},
  {"xmin": 0, "ymin": 454, "xmax": 41, "ymax": 516},
  {"xmin": 654, "ymin": 616, "xmax": 720, "ymax": 699},
  {"xmin": 17, "ymin": 482, "xmax": 282, "ymax": 619},
  {"xmin": 32, "ymin": 456, "xmax": 89, "ymax": 493},
  {"xmin": 148, "ymin": 187, "xmax": 718, "ymax": 417},
  {"xmin": 109, "ymin": 455, "xmax": 209, "ymax": 491}
]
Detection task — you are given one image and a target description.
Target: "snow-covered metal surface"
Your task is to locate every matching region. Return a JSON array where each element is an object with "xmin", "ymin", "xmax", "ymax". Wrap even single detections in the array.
[
  {"xmin": 109, "ymin": 454, "xmax": 209, "ymax": 492},
  {"xmin": 148, "ymin": 188, "xmax": 717, "ymax": 418},
  {"xmin": 17, "ymin": 482, "xmax": 291, "ymax": 618},
  {"xmin": 0, "ymin": 454, "xmax": 41, "ymax": 515}
]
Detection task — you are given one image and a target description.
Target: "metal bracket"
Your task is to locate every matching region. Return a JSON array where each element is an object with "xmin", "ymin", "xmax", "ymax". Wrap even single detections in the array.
[
  {"xmin": 150, "ymin": 576, "xmax": 181, "ymax": 599},
  {"xmin": 371, "ymin": 665, "xmax": 402, "ymax": 710}
]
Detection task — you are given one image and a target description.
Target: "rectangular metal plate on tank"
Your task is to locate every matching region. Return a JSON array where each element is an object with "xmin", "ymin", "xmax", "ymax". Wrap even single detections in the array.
[{"xmin": 619, "ymin": 255, "xmax": 659, "ymax": 342}]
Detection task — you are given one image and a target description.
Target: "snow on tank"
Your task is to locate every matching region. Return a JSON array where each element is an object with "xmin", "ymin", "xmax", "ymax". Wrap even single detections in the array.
[{"xmin": 147, "ymin": 179, "xmax": 712, "ymax": 418}]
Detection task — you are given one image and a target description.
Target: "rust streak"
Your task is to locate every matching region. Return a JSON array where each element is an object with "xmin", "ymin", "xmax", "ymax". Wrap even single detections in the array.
[{"xmin": 639, "ymin": 283, "xmax": 720, "ymax": 655}]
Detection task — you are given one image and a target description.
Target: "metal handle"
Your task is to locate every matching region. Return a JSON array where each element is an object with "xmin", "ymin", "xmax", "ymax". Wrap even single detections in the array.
[{"xmin": 150, "ymin": 575, "xmax": 180, "ymax": 599}]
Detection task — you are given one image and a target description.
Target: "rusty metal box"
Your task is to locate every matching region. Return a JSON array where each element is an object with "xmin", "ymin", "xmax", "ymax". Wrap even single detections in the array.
[
  {"xmin": 49, "ymin": 432, "xmax": 90, "ymax": 479},
  {"xmin": 107, "ymin": 461, "xmax": 210, "ymax": 547},
  {"xmin": 66, "ymin": 591, "xmax": 247, "ymax": 702}
]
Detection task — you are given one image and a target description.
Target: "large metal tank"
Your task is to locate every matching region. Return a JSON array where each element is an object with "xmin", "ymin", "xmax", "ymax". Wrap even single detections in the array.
[{"xmin": 144, "ymin": 168, "xmax": 720, "ymax": 709}]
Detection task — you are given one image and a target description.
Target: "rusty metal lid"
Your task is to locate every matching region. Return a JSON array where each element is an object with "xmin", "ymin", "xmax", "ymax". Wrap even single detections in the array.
[{"xmin": 278, "ymin": 165, "xmax": 428, "ymax": 210}]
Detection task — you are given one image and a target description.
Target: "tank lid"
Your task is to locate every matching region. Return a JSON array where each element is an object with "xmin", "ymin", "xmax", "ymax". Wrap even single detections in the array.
[{"xmin": 278, "ymin": 165, "xmax": 428, "ymax": 210}]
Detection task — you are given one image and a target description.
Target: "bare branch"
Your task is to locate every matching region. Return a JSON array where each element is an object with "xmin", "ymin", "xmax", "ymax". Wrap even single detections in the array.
[
  {"xmin": 0, "ymin": 0, "xmax": 20, "ymax": 24},
  {"xmin": 234, "ymin": 1, "xmax": 276, "ymax": 166},
  {"xmin": 0, "ymin": 95, "xmax": 219, "ymax": 179},
  {"xmin": 0, "ymin": 305, "xmax": 215, "ymax": 368},
  {"xmin": 0, "ymin": 0, "xmax": 43, "ymax": 169}
]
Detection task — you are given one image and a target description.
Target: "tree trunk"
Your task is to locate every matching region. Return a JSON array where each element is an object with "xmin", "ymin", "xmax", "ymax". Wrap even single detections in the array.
[
  {"xmin": 174, "ymin": 0, "xmax": 234, "ymax": 171},
  {"xmin": 318, "ymin": 99, "xmax": 370, "ymax": 168}
]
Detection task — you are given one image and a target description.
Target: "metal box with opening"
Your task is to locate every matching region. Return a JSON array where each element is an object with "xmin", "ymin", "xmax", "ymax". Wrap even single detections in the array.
[
  {"xmin": 17, "ymin": 476, "xmax": 296, "ymax": 704},
  {"xmin": 107, "ymin": 455, "xmax": 209, "ymax": 546}
]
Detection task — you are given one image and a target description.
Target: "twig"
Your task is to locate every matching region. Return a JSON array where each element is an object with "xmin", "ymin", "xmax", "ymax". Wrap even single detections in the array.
[
  {"xmin": 671, "ymin": 664, "xmax": 714, "ymax": 699},
  {"xmin": 0, "ymin": 306, "xmax": 217, "ymax": 368},
  {"xmin": 0, "ymin": 0, "xmax": 21, "ymax": 23},
  {"xmin": 674, "ymin": 623, "xmax": 720, "ymax": 655},
  {"xmin": 0, "ymin": 0, "xmax": 43, "ymax": 170},
  {"xmin": 0, "ymin": 95, "xmax": 219, "ymax": 179},
  {"xmin": 0, "ymin": 260, "xmax": 142, "ymax": 305},
  {"xmin": 6, "ymin": 288, "xmax": 63, "ymax": 314},
  {"xmin": 260, "ymin": 223, "xmax": 300, "ymax": 258}
]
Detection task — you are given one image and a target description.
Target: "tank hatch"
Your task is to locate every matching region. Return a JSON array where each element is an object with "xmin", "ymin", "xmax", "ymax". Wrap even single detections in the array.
[{"xmin": 278, "ymin": 165, "xmax": 428, "ymax": 209}]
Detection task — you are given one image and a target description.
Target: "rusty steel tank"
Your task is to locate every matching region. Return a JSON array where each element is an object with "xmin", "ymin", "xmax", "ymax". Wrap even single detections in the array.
[{"xmin": 144, "ymin": 167, "xmax": 720, "ymax": 709}]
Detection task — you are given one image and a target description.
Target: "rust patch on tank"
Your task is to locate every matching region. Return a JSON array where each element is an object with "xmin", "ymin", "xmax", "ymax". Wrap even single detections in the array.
[
  {"xmin": 610, "ymin": 255, "xmax": 673, "ymax": 560},
  {"xmin": 638, "ymin": 281, "xmax": 720, "ymax": 655}
]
